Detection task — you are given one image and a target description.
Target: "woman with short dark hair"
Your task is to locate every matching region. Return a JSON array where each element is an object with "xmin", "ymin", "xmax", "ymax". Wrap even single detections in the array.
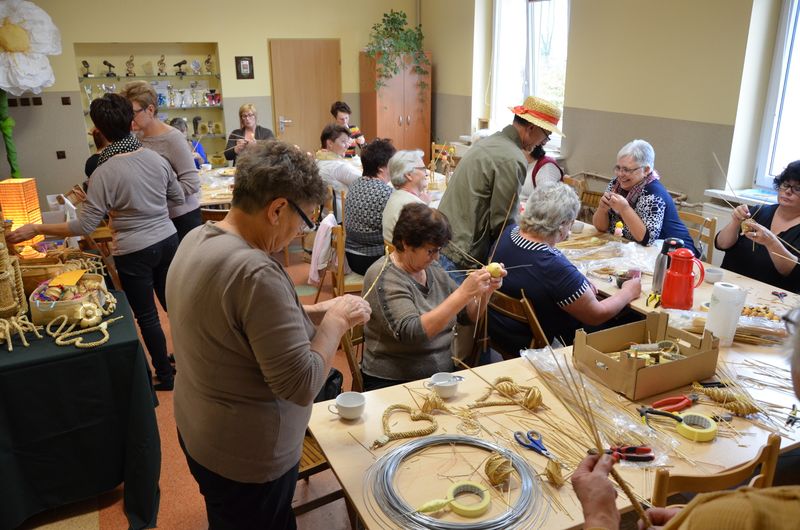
[
  {"xmin": 360, "ymin": 203, "xmax": 504, "ymax": 390},
  {"xmin": 716, "ymin": 160, "xmax": 800, "ymax": 292},
  {"xmin": 330, "ymin": 100, "xmax": 365, "ymax": 158},
  {"xmin": 167, "ymin": 141, "xmax": 371, "ymax": 529},
  {"xmin": 9, "ymin": 93, "xmax": 185, "ymax": 391},
  {"xmin": 315, "ymin": 123, "xmax": 361, "ymax": 220}
]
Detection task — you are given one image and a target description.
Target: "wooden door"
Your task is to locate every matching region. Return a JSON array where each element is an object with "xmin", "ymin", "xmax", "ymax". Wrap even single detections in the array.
[
  {"xmin": 403, "ymin": 52, "xmax": 432, "ymax": 160},
  {"xmin": 269, "ymin": 39, "xmax": 341, "ymax": 153}
]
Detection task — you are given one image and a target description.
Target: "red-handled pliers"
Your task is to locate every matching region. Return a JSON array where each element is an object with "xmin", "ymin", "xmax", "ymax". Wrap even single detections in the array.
[
  {"xmin": 652, "ymin": 393, "xmax": 699, "ymax": 413},
  {"xmin": 605, "ymin": 445, "xmax": 655, "ymax": 462}
]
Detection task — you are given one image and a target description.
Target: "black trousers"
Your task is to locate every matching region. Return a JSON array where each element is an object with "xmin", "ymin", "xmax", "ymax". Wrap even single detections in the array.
[
  {"xmin": 114, "ymin": 235, "xmax": 178, "ymax": 381},
  {"xmin": 179, "ymin": 432, "xmax": 299, "ymax": 530},
  {"xmin": 172, "ymin": 207, "xmax": 203, "ymax": 241},
  {"xmin": 361, "ymin": 371, "xmax": 408, "ymax": 392},
  {"xmin": 345, "ymin": 251, "xmax": 381, "ymax": 276}
]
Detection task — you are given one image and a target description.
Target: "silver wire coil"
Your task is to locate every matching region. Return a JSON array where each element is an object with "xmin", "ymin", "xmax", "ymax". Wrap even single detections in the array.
[{"xmin": 365, "ymin": 434, "xmax": 546, "ymax": 529}]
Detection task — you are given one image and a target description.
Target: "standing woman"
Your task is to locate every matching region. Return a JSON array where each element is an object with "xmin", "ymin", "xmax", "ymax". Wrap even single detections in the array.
[
  {"xmin": 592, "ymin": 139, "xmax": 697, "ymax": 255},
  {"xmin": 167, "ymin": 141, "xmax": 370, "ymax": 528},
  {"xmin": 8, "ymin": 94, "xmax": 184, "ymax": 391},
  {"xmin": 224, "ymin": 103, "xmax": 275, "ymax": 165},
  {"xmin": 121, "ymin": 81, "xmax": 202, "ymax": 240},
  {"xmin": 715, "ymin": 161, "xmax": 800, "ymax": 292}
]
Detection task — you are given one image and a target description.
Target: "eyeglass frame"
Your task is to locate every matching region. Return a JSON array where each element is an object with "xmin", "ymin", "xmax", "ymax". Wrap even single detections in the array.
[
  {"xmin": 613, "ymin": 165, "xmax": 642, "ymax": 175},
  {"xmin": 778, "ymin": 182, "xmax": 800, "ymax": 194},
  {"xmin": 424, "ymin": 245, "xmax": 442, "ymax": 257},
  {"xmin": 537, "ymin": 125, "xmax": 552, "ymax": 144},
  {"xmin": 783, "ymin": 307, "xmax": 800, "ymax": 335},
  {"xmin": 287, "ymin": 198, "xmax": 315, "ymax": 230}
]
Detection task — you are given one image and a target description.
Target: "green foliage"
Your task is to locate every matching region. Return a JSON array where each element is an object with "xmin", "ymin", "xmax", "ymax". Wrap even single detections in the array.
[{"xmin": 365, "ymin": 10, "xmax": 429, "ymax": 90}]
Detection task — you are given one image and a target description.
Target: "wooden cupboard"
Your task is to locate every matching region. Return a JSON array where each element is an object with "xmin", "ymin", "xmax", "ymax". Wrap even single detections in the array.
[{"xmin": 359, "ymin": 51, "xmax": 432, "ymax": 161}]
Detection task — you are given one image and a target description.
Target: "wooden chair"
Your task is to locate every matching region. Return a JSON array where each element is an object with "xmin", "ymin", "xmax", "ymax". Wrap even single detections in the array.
[
  {"xmin": 487, "ymin": 289, "xmax": 548, "ymax": 359},
  {"xmin": 651, "ymin": 433, "xmax": 780, "ymax": 507},
  {"xmin": 200, "ymin": 207, "xmax": 228, "ymax": 222},
  {"xmin": 678, "ymin": 209, "xmax": 717, "ymax": 263},
  {"xmin": 563, "ymin": 175, "xmax": 586, "ymax": 199},
  {"xmin": 341, "ymin": 324, "xmax": 365, "ymax": 392},
  {"xmin": 313, "ymin": 224, "xmax": 364, "ymax": 303},
  {"xmin": 430, "ymin": 142, "xmax": 457, "ymax": 175}
]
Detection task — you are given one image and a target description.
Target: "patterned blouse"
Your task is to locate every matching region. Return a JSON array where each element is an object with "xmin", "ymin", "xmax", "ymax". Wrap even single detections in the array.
[{"xmin": 343, "ymin": 176, "xmax": 393, "ymax": 256}]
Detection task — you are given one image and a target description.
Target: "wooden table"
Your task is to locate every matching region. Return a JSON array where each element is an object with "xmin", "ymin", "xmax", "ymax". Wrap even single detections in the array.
[{"xmin": 308, "ymin": 229, "xmax": 800, "ymax": 529}]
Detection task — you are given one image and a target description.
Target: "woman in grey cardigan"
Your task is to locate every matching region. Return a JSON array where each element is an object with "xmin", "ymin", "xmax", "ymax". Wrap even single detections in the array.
[{"xmin": 361, "ymin": 203, "xmax": 505, "ymax": 391}]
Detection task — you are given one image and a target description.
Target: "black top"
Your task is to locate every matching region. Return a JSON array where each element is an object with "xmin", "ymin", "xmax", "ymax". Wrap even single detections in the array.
[
  {"xmin": 717, "ymin": 204, "xmax": 800, "ymax": 293},
  {"xmin": 224, "ymin": 125, "xmax": 275, "ymax": 164}
]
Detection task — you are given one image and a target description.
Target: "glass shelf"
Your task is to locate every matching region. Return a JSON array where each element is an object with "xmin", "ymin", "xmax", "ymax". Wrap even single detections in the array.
[
  {"xmin": 82, "ymin": 104, "xmax": 223, "ymax": 116},
  {"xmin": 79, "ymin": 73, "xmax": 220, "ymax": 83}
]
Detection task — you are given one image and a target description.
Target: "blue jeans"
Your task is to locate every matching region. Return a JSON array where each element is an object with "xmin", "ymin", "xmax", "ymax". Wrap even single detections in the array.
[
  {"xmin": 114, "ymin": 234, "xmax": 178, "ymax": 381},
  {"xmin": 438, "ymin": 254, "xmax": 469, "ymax": 285}
]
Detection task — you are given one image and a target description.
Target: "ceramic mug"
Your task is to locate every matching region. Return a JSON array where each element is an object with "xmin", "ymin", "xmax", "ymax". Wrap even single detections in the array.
[
  {"xmin": 328, "ymin": 391, "xmax": 365, "ymax": 420},
  {"xmin": 423, "ymin": 372, "xmax": 459, "ymax": 399}
]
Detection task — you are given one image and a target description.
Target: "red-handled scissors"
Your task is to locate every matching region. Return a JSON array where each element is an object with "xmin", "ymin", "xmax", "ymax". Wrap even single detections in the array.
[{"xmin": 652, "ymin": 393, "xmax": 699, "ymax": 413}]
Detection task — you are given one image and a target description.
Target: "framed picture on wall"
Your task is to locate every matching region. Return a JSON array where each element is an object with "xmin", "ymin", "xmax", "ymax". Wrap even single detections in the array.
[{"xmin": 235, "ymin": 56, "xmax": 254, "ymax": 79}]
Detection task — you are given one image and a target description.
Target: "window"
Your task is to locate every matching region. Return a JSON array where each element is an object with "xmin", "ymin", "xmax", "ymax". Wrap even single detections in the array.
[
  {"xmin": 755, "ymin": 0, "xmax": 799, "ymax": 187},
  {"xmin": 489, "ymin": 0, "xmax": 569, "ymax": 148}
]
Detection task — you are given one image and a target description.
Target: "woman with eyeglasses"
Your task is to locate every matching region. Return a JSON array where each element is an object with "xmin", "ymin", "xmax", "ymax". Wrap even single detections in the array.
[
  {"xmin": 715, "ymin": 160, "xmax": 800, "ymax": 293},
  {"xmin": 592, "ymin": 139, "xmax": 697, "ymax": 256},
  {"xmin": 382, "ymin": 149, "xmax": 430, "ymax": 243},
  {"xmin": 361, "ymin": 203, "xmax": 505, "ymax": 391},
  {"xmin": 224, "ymin": 103, "xmax": 275, "ymax": 166}
]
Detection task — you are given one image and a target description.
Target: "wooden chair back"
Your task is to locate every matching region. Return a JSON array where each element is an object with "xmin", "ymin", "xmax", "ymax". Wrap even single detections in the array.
[
  {"xmin": 331, "ymin": 224, "xmax": 364, "ymax": 298},
  {"xmin": 341, "ymin": 324, "xmax": 365, "ymax": 392},
  {"xmin": 487, "ymin": 289, "xmax": 548, "ymax": 358},
  {"xmin": 651, "ymin": 433, "xmax": 780, "ymax": 507},
  {"xmin": 200, "ymin": 208, "xmax": 228, "ymax": 222},
  {"xmin": 563, "ymin": 175, "xmax": 586, "ymax": 198},
  {"xmin": 678, "ymin": 209, "xmax": 717, "ymax": 263}
]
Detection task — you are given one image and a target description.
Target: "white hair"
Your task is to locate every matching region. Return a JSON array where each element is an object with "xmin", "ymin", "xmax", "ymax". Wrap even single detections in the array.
[
  {"xmin": 519, "ymin": 182, "xmax": 580, "ymax": 237},
  {"xmin": 617, "ymin": 139, "xmax": 655, "ymax": 169},
  {"xmin": 388, "ymin": 150, "xmax": 424, "ymax": 188}
]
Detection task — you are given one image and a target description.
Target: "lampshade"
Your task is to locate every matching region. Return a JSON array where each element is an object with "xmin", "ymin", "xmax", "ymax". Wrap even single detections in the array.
[{"xmin": 0, "ymin": 178, "xmax": 43, "ymax": 246}]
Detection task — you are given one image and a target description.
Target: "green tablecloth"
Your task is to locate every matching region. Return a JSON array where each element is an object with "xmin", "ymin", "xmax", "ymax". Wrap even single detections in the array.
[{"xmin": 0, "ymin": 292, "xmax": 161, "ymax": 530}]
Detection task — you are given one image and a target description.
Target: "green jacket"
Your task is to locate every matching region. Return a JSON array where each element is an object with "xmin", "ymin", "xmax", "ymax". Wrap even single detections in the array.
[{"xmin": 439, "ymin": 125, "xmax": 527, "ymax": 268}]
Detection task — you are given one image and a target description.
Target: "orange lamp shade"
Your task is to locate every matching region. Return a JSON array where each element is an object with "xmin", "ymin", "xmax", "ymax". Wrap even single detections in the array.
[{"xmin": 0, "ymin": 178, "xmax": 44, "ymax": 246}]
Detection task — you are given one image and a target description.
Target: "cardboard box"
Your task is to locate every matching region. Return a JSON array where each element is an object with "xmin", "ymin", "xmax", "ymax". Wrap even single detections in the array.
[{"xmin": 573, "ymin": 312, "xmax": 719, "ymax": 401}]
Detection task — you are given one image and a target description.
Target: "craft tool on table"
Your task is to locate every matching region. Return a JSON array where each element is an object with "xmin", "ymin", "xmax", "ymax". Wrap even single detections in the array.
[
  {"xmin": 652, "ymin": 393, "xmax": 699, "ymax": 413},
  {"xmin": 514, "ymin": 430, "xmax": 556, "ymax": 460},
  {"xmin": 637, "ymin": 406, "xmax": 718, "ymax": 442},
  {"xmin": 772, "ymin": 290, "xmax": 788, "ymax": 303},
  {"xmin": 605, "ymin": 445, "xmax": 655, "ymax": 462},
  {"xmin": 787, "ymin": 404, "xmax": 798, "ymax": 427}
]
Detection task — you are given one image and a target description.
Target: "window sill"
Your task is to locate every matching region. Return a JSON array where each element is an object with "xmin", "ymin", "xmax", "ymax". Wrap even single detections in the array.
[{"xmin": 704, "ymin": 188, "xmax": 777, "ymax": 207}]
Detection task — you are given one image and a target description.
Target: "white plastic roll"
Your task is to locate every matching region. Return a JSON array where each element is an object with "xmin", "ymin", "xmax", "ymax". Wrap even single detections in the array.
[{"xmin": 705, "ymin": 282, "xmax": 746, "ymax": 347}]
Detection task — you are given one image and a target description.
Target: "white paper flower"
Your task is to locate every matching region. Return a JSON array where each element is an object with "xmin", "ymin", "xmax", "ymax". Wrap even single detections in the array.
[{"xmin": 0, "ymin": 0, "xmax": 61, "ymax": 96}]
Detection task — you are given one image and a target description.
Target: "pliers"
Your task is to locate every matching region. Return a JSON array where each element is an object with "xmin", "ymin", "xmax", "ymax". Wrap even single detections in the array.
[
  {"xmin": 787, "ymin": 404, "xmax": 798, "ymax": 427},
  {"xmin": 646, "ymin": 292, "xmax": 661, "ymax": 308},
  {"xmin": 605, "ymin": 445, "xmax": 655, "ymax": 462},
  {"xmin": 652, "ymin": 393, "xmax": 699, "ymax": 413}
]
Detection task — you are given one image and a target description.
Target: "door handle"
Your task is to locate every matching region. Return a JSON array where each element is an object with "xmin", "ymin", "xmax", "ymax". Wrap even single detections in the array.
[
  {"xmin": 407, "ymin": 115, "xmax": 411, "ymax": 127},
  {"xmin": 279, "ymin": 116, "xmax": 293, "ymax": 134},
  {"xmin": 398, "ymin": 116, "xmax": 403, "ymax": 127}
]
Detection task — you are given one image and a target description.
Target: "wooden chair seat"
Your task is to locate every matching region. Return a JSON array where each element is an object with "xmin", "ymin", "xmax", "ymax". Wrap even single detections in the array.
[{"xmin": 343, "ymin": 272, "xmax": 365, "ymax": 288}]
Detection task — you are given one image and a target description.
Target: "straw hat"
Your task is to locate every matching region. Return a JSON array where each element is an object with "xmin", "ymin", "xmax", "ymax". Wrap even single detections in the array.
[{"xmin": 509, "ymin": 96, "xmax": 563, "ymax": 136}]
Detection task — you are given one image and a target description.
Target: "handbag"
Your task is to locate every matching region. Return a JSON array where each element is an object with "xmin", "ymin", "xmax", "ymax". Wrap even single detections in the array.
[{"xmin": 314, "ymin": 367, "xmax": 344, "ymax": 403}]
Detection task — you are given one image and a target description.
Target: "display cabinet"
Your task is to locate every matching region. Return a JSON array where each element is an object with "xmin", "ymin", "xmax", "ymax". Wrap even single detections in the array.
[{"xmin": 74, "ymin": 42, "xmax": 226, "ymax": 158}]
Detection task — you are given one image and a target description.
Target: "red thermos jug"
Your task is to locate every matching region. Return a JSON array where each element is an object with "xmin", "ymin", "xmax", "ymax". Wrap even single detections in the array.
[{"xmin": 661, "ymin": 248, "xmax": 705, "ymax": 310}]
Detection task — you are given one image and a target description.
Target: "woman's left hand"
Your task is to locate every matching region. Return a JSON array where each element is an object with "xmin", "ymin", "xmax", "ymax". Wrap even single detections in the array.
[
  {"xmin": 7, "ymin": 224, "xmax": 38, "ymax": 244},
  {"xmin": 605, "ymin": 192, "xmax": 630, "ymax": 214},
  {"xmin": 742, "ymin": 221, "xmax": 780, "ymax": 249}
]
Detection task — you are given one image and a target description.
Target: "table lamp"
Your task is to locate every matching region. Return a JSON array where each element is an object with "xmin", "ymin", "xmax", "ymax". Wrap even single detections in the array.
[{"xmin": 0, "ymin": 178, "xmax": 44, "ymax": 247}]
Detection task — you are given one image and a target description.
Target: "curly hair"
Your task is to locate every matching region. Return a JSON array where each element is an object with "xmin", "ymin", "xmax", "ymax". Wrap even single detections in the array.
[
  {"xmin": 392, "ymin": 203, "xmax": 452, "ymax": 251},
  {"xmin": 519, "ymin": 182, "xmax": 580, "ymax": 237},
  {"xmin": 774, "ymin": 160, "xmax": 800, "ymax": 190},
  {"xmin": 232, "ymin": 141, "xmax": 326, "ymax": 214}
]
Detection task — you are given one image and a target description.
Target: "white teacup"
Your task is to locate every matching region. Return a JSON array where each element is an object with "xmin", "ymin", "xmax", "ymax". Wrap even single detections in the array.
[
  {"xmin": 328, "ymin": 391, "xmax": 365, "ymax": 420},
  {"xmin": 200, "ymin": 163, "xmax": 212, "ymax": 171},
  {"xmin": 423, "ymin": 372, "xmax": 459, "ymax": 399}
]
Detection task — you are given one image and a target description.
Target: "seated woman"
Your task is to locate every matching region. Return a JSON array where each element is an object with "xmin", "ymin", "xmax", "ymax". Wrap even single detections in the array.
[
  {"xmin": 330, "ymin": 100, "xmax": 365, "ymax": 158},
  {"xmin": 592, "ymin": 139, "xmax": 697, "ymax": 256},
  {"xmin": 519, "ymin": 144, "xmax": 563, "ymax": 201},
  {"xmin": 489, "ymin": 183, "xmax": 641, "ymax": 351},
  {"xmin": 168, "ymin": 117, "xmax": 207, "ymax": 169},
  {"xmin": 224, "ymin": 103, "xmax": 275, "ymax": 165},
  {"xmin": 715, "ymin": 160, "xmax": 800, "ymax": 292},
  {"xmin": 343, "ymin": 138, "xmax": 397, "ymax": 275},
  {"xmin": 382, "ymin": 149, "xmax": 429, "ymax": 243},
  {"xmin": 361, "ymin": 203, "xmax": 504, "ymax": 391},
  {"xmin": 315, "ymin": 124, "xmax": 362, "ymax": 221}
]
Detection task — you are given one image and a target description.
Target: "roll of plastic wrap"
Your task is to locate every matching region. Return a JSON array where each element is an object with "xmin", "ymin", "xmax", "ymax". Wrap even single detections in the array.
[{"xmin": 705, "ymin": 282, "xmax": 746, "ymax": 347}]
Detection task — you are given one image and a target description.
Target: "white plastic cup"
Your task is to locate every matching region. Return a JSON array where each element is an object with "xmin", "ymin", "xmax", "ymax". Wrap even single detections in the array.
[
  {"xmin": 705, "ymin": 282, "xmax": 746, "ymax": 347},
  {"xmin": 327, "ymin": 392, "xmax": 365, "ymax": 420},
  {"xmin": 423, "ymin": 372, "xmax": 459, "ymax": 399},
  {"xmin": 200, "ymin": 163, "xmax": 212, "ymax": 171}
]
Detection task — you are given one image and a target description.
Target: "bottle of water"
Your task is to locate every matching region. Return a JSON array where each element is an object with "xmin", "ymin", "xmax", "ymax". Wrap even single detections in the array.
[{"xmin": 652, "ymin": 237, "xmax": 684, "ymax": 294}]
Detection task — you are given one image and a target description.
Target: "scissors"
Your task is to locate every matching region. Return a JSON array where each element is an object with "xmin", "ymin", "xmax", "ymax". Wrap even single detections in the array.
[{"xmin": 513, "ymin": 430, "xmax": 555, "ymax": 460}]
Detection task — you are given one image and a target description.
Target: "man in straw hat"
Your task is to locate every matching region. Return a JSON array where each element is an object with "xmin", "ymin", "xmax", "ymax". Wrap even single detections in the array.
[{"xmin": 438, "ymin": 95, "xmax": 563, "ymax": 278}]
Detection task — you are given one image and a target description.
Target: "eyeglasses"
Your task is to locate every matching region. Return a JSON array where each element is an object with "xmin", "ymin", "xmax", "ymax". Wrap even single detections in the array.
[
  {"xmin": 132, "ymin": 107, "xmax": 147, "ymax": 115},
  {"xmin": 425, "ymin": 246, "xmax": 441, "ymax": 257},
  {"xmin": 287, "ymin": 199, "xmax": 315, "ymax": 229},
  {"xmin": 779, "ymin": 182, "xmax": 800, "ymax": 194},
  {"xmin": 241, "ymin": 113, "xmax": 255, "ymax": 119},
  {"xmin": 783, "ymin": 307, "xmax": 800, "ymax": 335},
  {"xmin": 414, "ymin": 166, "xmax": 430, "ymax": 176},
  {"xmin": 614, "ymin": 165, "xmax": 642, "ymax": 175},
  {"xmin": 538, "ymin": 126, "xmax": 552, "ymax": 144}
]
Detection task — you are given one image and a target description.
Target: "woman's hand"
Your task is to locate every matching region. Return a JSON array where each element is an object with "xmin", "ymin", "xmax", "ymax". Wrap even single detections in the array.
[
  {"xmin": 731, "ymin": 204, "xmax": 751, "ymax": 224},
  {"xmin": 605, "ymin": 192, "xmax": 630, "ymax": 214},
  {"xmin": 571, "ymin": 454, "xmax": 620, "ymax": 530},
  {"xmin": 326, "ymin": 294, "xmax": 372, "ymax": 329},
  {"xmin": 234, "ymin": 138, "xmax": 251, "ymax": 154},
  {"xmin": 742, "ymin": 221, "xmax": 780, "ymax": 249},
  {"xmin": 639, "ymin": 507, "xmax": 682, "ymax": 529},
  {"xmin": 7, "ymin": 224, "xmax": 38, "ymax": 244},
  {"xmin": 620, "ymin": 276, "xmax": 642, "ymax": 300}
]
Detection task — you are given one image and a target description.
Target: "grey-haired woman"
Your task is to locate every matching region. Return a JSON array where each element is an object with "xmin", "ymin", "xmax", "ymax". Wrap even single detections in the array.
[{"xmin": 489, "ymin": 183, "xmax": 641, "ymax": 352}]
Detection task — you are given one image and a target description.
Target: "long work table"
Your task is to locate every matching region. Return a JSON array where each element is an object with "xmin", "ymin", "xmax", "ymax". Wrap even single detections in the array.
[{"xmin": 308, "ymin": 227, "xmax": 800, "ymax": 529}]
